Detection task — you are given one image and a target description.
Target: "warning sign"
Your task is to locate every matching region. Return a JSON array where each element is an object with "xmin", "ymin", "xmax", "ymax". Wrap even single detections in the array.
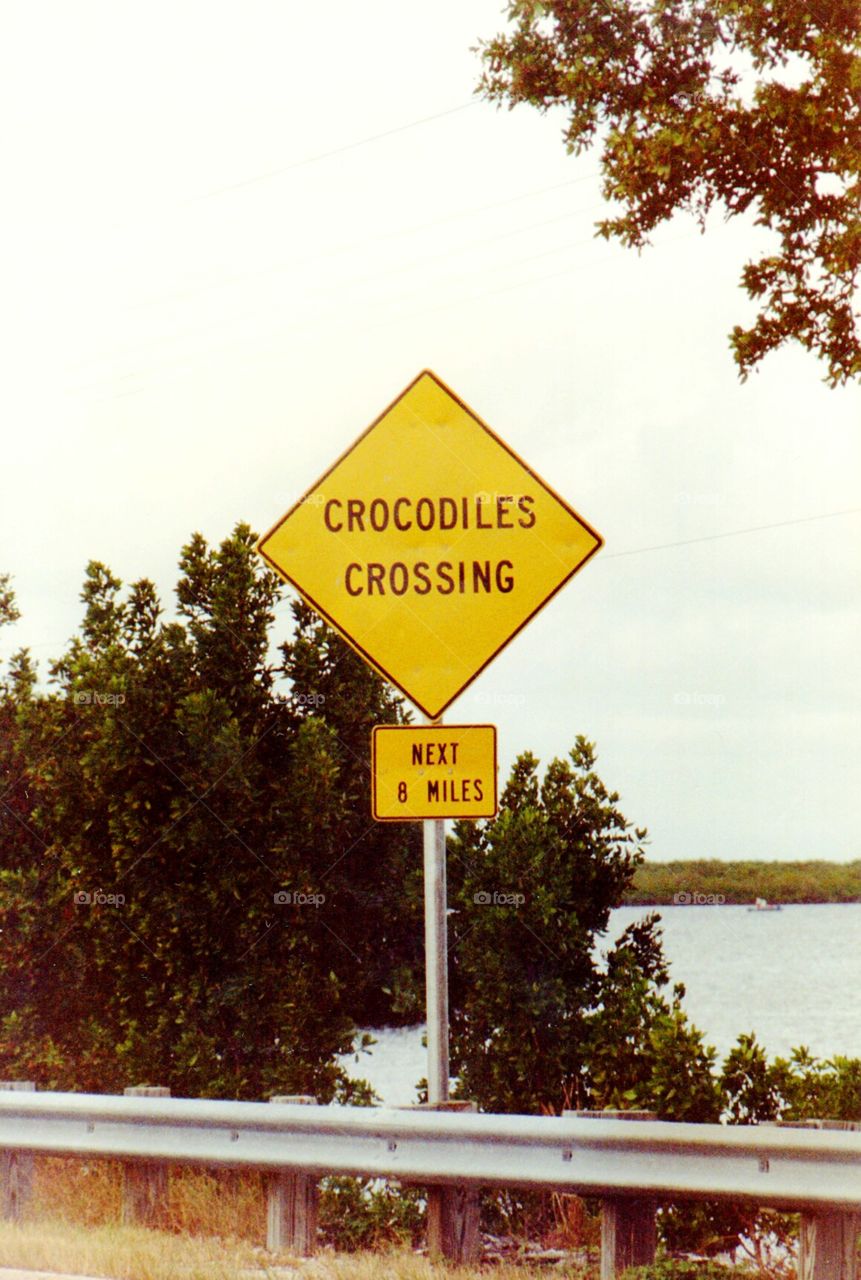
[
  {"xmin": 372, "ymin": 724, "xmax": 497, "ymax": 821},
  {"xmin": 257, "ymin": 370, "xmax": 603, "ymax": 718}
]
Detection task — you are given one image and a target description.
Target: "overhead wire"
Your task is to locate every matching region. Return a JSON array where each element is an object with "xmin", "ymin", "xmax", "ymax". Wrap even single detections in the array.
[
  {"xmin": 57, "ymin": 99, "xmax": 490, "ymax": 254},
  {"xmin": 65, "ymin": 197, "xmax": 614, "ymax": 394},
  {"xmin": 63, "ymin": 228, "xmax": 605, "ymax": 396},
  {"xmin": 269, "ymin": 507, "xmax": 861, "ymax": 619},
  {"xmin": 64, "ymin": 81, "xmax": 604, "ymax": 385},
  {"xmin": 193, "ymin": 100, "xmax": 483, "ymax": 201},
  {"xmin": 600, "ymin": 508, "xmax": 861, "ymax": 560},
  {"xmin": 129, "ymin": 170, "xmax": 602, "ymax": 314},
  {"xmin": 53, "ymin": 78, "xmax": 620, "ymax": 396}
]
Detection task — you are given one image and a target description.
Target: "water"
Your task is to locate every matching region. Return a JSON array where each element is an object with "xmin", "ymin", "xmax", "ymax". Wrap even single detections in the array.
[
  {"xmin": 339, "ymin": 903, "xmax": 861, "ymax": 1104},
  {"xmin": 613, "ymin": 903, "xmax": 861, "ymax": 1063},
  {"xmin": 339, "ymin": 1024, "xmax": 429, "ymax": 1107}
]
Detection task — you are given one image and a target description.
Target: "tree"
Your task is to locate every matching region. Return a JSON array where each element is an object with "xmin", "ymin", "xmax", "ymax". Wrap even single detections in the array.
[
  {"xmin": 0, "ymin": 575, "xmax": 20, "ymax": 632},
  {"xmin": 0, "ymin": 527, "xmax": 419, "ymax": 1099},
  {"xmin": 0, "ymin": 577, "xmax": 41, "ymax": 993},
  {"xmin": 478, "ymin": 0, "xmax": 861, "ymax": 384},
  {"xmin": 279, "ymin": 601, "xmax": 424, "ymax": 1025},
  {"xmin": 445, "ymin": 739, "xmax": 726, "ymax": 1243},
  {"xmin": 446, "ymin": 738, "xmax": 719, "ymax": 1117}
]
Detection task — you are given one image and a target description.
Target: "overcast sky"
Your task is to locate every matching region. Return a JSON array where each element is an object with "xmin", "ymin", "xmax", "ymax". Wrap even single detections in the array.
[{"xmin": 1, "ymin": 1, "xmax": 858, "ymax": 863}]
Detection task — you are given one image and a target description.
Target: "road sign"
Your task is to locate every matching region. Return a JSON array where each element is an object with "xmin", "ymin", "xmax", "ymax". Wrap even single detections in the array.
[
  {"xmin": 257, "ymin": 370, "xmax": 603, "ymax": 719},
  {"xmin": 372, "ymin": 724, "xmax": 497, "ymax": 821}
]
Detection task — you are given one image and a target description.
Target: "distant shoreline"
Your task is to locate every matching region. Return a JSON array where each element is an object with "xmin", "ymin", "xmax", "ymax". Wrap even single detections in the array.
[{"xmin": 623, "ymin": 858, "xmax": 861, "ymax": 905}]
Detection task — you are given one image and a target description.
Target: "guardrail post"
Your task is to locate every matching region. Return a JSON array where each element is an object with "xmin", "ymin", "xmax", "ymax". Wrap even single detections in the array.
[
  {"xmin": 403, "ymin": 1099, "xmax": 480, "ymax": 1263},
  {"xmin": 566, "ymin": 1109, "xmax": 658, "ymax": 1280},
  {"xmin": 786, "ymin": 1121, "xmax": 859, "ymax": 1280},
  {"xmin": 266, "ymin": 1095, "xmax": 318, "ymax": 1255},
  {"xmin": 800, "ymin": 1210, "xmax": 859, "ymax": 1280},
  {"xmin": 0, "ymin": 1082, "xmax": 35, "ymax": 1222},
  {"xmin": 121, "ymin": 1086, "xmax": 170, "ymax": 1227}
]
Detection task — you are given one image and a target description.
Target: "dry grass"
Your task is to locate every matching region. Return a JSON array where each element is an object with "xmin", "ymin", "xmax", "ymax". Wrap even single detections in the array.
[
  {"xmin": 302, "ymin": 1256, "xmax": 586, "ymax": 1280},
  {"xmin": 2, "ymin": 1157, "xmax": 591, "ymax": 1279},
  {"xmin": 0, "ymin": 1219, "xmax": 282, "ymax": 1279},
  {"xmin": 1, "ymin": 1158, "xmax": 279, "ymax": 1279},
  {"xmin": 31, "ymin": 1159, "xmax": 266, "ymax": 1242},
  {"xmin": 0, "ymin": 1221, "xmax": 585, "ymax": 1280}
]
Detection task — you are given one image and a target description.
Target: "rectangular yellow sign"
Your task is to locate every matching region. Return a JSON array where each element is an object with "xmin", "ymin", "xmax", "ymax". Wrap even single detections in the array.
[{"xmin": 371, "ymin": 725, "xmax": 498, "ymax": 821}]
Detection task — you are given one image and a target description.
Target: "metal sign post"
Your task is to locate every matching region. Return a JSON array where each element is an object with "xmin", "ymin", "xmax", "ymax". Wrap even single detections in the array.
[
  {"xmin": 255, "ymin": 369, "xmax": 605, "ymax": 1261},
  {"xmin": 422, "ymin": 777, "xmax": 461, "ymax": 1260},
  {"xmin": 256, "ymin": 367, "xmax": 604, "ymax": 1109},
  {"xmin": 423, "ymin": 715, "xmax": 449, "ymax": 1104}
]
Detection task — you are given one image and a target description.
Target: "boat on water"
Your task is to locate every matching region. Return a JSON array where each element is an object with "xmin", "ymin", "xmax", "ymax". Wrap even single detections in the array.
[{"xmin": 748, "ymin": 897, "xmax": 782, "ymax": 912}]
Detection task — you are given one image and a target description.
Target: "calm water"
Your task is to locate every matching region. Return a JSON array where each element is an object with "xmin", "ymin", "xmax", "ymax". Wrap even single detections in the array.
[{"xmin": 340, "ymin": 903, "xmax": 861, "ymax": 1105}]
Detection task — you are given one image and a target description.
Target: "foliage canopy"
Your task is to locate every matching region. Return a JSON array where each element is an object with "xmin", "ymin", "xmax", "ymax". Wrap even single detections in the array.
[
  {"xmin": 478, "ymin": 0, "xmax": 861, "ymax": 384},
  {"xmin": 2, "ymin": 541, "xmax": 861, "ymax": 1254},
  {"xmin": 626, "ymin": 857, "xmax": 861, "ymax": 903},
  {"xmin": 446, "ymin": 740, "xmax": 721, "ymax": 1120},
  {"xmin": 0, "ymin": 527, "xmax": 420, "ymax": 1099}
]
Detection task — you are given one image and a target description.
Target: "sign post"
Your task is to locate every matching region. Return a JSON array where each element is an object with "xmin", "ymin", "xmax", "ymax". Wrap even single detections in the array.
[
  {"xmin": 256, "ymin": 368, "xmax": 604, "ymax": 1173},
  {"xmin": 423, "ymin": 715, "xmax": 449, "ymax": 1105},
  {"xmin": 421, "ymin": 738, "xmax": 461, "ymax": 1259}
]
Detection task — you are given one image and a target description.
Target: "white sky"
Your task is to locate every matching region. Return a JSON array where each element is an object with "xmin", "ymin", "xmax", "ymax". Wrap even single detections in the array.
[{"xmin": 1, "ymin": 0, "xmax": 858, "ymax": 862}]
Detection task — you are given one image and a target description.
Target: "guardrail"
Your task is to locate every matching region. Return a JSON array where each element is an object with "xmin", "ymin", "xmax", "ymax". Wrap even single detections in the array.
[{"xmin": 1, "ymin": 1086, "xmax": 859, "ymax": 1276}]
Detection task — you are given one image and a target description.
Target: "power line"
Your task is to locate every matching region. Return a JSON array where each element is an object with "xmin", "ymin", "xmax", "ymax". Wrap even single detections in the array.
[
  {"xmin": 66, "ymin": 210, "xmax": 613, "ymax": 393},
  {"xmin": 72, "ymin": 101, "xmax": 490, "ymax": 246},
  {"xmin": 196, "ymin": 100, "xmax": 481, "ymax": 201},
  {"xmin": 130, "ymin": 171, "xmax": 602, "ymax": 314},
  {"xmin": 269, "ymin": 508, "xmax": 861, "ymax": 616},
  {"xmin": 602, "ymin": 508, "xmax": 861, "ymax": 560}
]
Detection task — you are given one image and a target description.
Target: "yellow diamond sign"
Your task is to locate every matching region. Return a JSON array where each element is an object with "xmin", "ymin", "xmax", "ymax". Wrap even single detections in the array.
[{"xmin": 257, "ymin": 370, "xmax": 602, "ymax": 719}]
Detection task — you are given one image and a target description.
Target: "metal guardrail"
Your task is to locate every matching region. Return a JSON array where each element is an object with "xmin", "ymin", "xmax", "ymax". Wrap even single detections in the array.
[{"xmin": 1, "ymin": 1090, "xmax": 860, "ymax": 1211}]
